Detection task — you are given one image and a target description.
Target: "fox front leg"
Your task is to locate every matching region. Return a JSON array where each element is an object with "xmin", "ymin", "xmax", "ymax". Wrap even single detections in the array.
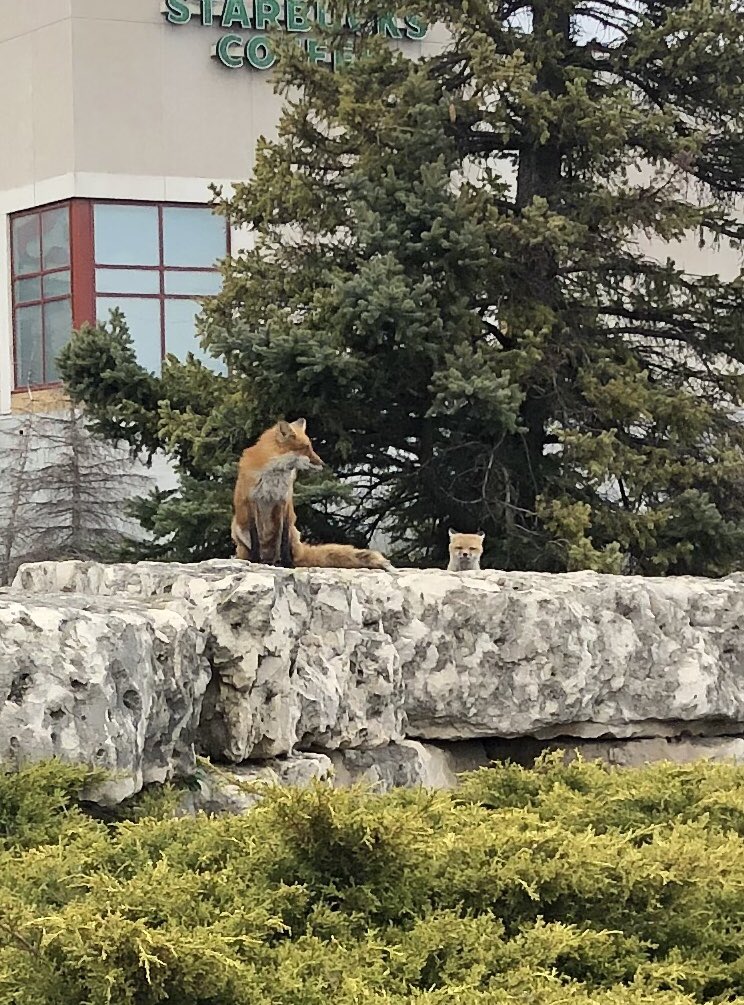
[
  {"xmin": 279, "ymin": 517, "xmax": 294, "ymax": 568},
  {"xmin": 248, "ymin": 517, "xmax": 262, "ymax": 563}
]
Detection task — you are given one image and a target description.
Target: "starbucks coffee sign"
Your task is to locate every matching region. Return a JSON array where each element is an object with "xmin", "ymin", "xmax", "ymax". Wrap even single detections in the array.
[{"xmin": 160, "ymin": 1, "xmax": 428, "ymax": 71}]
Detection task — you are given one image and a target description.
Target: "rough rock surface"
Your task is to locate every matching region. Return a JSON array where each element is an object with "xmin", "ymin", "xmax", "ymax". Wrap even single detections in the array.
[
  {"xmin": 329, "ymin": 739, "xmax": 493, "ymax": 791},
  {"xmin": 560, "ymin": 736, "xmax": 744, "ymax": 767},
  {"xmin": 11, "ymin": 561, "xmax": 744, "ymax": 785},
  {"xmin": 186, "ymin": 740, "xmax": 490, "ymax": 813},
  {"xmin": 12, "ymin": 560, "xmax": 405, "ymax": 761},
  {"xmin": 393, "ymin": 570, "xmax": 744, "ymax": 741},
  {"xmin": 184, "ymin": 753, "xmax": 335, "ymax": 814},
  {"xmin": 0, "ymin": 593, "xmax": 209, "ymax": 803}
]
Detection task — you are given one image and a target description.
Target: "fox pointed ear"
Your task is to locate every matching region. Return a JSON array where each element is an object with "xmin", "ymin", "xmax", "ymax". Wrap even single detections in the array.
[
  {"xmin": 477, "ymin": 529, "xmax": 485, "ymax": 540},
  {"xmin": 291, "ymin": 418, "xmax": 307, "ymax": 433},
  {"xmin": 277, "ymin": 420, "xmax": 293, "ymax": 440},
  {"xmin": 448, "ymin": 528, "xmax": 456, "ymax": 540}
]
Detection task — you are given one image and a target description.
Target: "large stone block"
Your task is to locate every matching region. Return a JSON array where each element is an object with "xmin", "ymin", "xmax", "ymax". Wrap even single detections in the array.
[
  {"xmin": 0, "ymin": 593, "xmax": 209, "ymax": 803},
  {"xmin": 393, "ymin": 570, "xmax": 744, "ymax": 741},
  {"xmin": 560, "ymin": 736, "xmax": 744, "ymax": 768},
  {"xmin": 197, "ymin": 570, "xmax": 404, "ymax": 760},
  {"xmin": 12, "ymin": 561, "xmax": 406, "ymax": 761},
  {"xmin": 329, "ymin": 739, "xmax": 492, "ymax": 791},
  {"xmin": 182, "ymin": 753, "xmax": 335, "ymax": 815},
  {"xmin": 13, "ymin": 562, "xmax": 744, "ymax": 754}
]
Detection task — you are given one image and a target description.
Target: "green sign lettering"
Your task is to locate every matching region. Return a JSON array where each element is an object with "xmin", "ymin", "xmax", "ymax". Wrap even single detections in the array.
[
  {"xmin": 306, "ymin": 38, "xmax": 328, "ymax": 64},
  {"xmin": 164, "ymin": 0, "xmax": 191, "ymax": 24},
  {"xmin": 377, "ymin": 14, "xmax": 401, "ymax": 38},
  {"xmin": 246, "ymin": 34, "xmax": 277, "ymax": 68},
  {"xmin": 332, "ymin": 44, "xmax": 355, "ymax": 70},
  {"xmin": 216, "ymin": 32, "xmax": 245, "ymax": 65},
  {"xmin": 163, "ymin": 2, "xmax": 428, "ymax": 72},
  {"xmin": 315, "ymin": 3, "xmax": 332, "ymax": 28},
  {"xmin": 255, "ymin": 0, "xmax": 282, "ymax": 29},
  {"xmin": 221, "ymin": 0, "xmax": 252, "ymax": 28},
  {"xmin": 404, "ymin": 14, "xmax": 427, "ymax": 39},
  {"xmin": 286, "ymin": 0, "xmax": 311, "ymax": 32}
]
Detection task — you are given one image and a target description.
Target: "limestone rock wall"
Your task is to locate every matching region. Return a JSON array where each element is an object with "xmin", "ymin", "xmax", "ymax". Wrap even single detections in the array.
[
  {"xmin": 4, "ymin": 559, "xmax": 744, "ymax": 807},
  {"xmin": 0, "ymin": 593, "xmax": 209, "ymax": 803}
]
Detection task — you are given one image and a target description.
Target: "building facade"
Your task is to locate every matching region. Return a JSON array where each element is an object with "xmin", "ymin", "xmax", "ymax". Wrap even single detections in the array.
[
  {"xmin": 0, "ymin": 1, "xmax": 740, "ymax": 577},
  {"xmin": 0, "ymin": 0, "xmax": 441, "ymax": 415},
  {"xmin": 0, "ymin": 2, "xmax": 740, "ymax": 414}
]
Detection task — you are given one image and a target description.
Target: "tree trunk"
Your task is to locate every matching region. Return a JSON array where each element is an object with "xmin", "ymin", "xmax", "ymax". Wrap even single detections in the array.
[{"xmin": 509, "ymin": 0, "xmax": 572, "ymax": 523}]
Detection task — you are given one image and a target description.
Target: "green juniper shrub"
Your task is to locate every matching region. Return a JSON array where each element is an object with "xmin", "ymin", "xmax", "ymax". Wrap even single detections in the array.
[{"xmin": 2, "ymin": 758, "xmax": 744, "ymax": 1004}]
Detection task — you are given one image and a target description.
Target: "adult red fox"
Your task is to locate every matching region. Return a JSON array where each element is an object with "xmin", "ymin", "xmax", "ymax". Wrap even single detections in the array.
[{"xmin": 231, "ymin": 418, "xmax": 392, "ymax": 570}]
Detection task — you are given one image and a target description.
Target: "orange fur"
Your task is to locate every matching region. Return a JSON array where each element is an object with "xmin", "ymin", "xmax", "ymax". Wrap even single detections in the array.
[
  {"xmin": 232, "ymin": 418, "xmax": 392, "ymax": 571},
  {"xmin": 293, "ymin": 534, "xmax": 392, "ymax": 570},
  {"xmin": 447, "ymin": 529, "xmax": 485, "ymax": 572}
]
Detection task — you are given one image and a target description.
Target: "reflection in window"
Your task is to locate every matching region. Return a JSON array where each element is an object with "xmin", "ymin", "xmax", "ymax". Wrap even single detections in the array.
[
  {"xmin": 43, "ymin": 272, "xmax": 72, "ymax": 298},
  {"xmin": 96, "ymin": 297, "xmax": 163, "ymax": 376},
  {"xmin": 94, "ymin": 204, "xmax": 160, "ymax": 266},
  {"xmin": 13, "ymin": 214, "xmax": 41, "ymax": 274},
  {"xmin": 15, "ymin": 305, "xmax": 43, "ymax": 387},
  {"xmin": 10, "ymin": 200, "xmax": 228, "ymax": 388},
  {"xmin": 164, "ymin": 271, "xmax": 222, "ymax": 296},
  {"xmin": 44, "ymin": 300, "xmax": 73, "ymax": 384},
  {"xmin": 92, "ymin": 203, "xmax": 228, "ymax": 375},
  {"xmin": 163, "ymin": 207, "xmax": 227, "ymax": 268},
  {"xmin": 15, "ymin": 277, "xmax": 41, "ymax": 303},
  {"xmin": 11, "ymin": 203, "xmax": 73, "ymax": 388},
  {"xmin": 96, "ymin": 269, "xmax": 160, "ymax": 295},
  {"xmin": 165, "ymin": 299, "xmax": 226, "ymax": 375},
  {"xmin": 42, "ymin": 207, "xmax": 70, "ymax": 270}
]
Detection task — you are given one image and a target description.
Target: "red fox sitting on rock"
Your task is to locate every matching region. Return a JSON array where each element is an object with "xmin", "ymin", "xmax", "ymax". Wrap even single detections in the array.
[{"xmin": 232, "ymin": 418, "xmax": 392, "ymax": 570}]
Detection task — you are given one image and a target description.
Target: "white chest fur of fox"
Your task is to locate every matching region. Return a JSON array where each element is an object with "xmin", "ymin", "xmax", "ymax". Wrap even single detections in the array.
[
  {"xmin": 447, "ymin": 529, "xmax": 485, "ymax": 572},
  {"xmin": 250, "ymin": 453, "xmax": 312, "ymax": 506}
]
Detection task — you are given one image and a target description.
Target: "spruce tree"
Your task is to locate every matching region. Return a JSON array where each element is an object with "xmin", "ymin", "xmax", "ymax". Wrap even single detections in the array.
[{"xmin": 61, "ymin": 0, "xmax": 744, "ymax": 573}]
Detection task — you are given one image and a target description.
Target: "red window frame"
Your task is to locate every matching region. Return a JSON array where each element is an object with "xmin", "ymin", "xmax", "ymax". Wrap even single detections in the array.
[
  {"xmin": 90, "ymin": 199, "xmax": 231, "ymax": 363},
  {"xmin": 10, "ymin": 198, "xmax": 230, "ymax": 391},
  {"xmin": 10, "ymin": 200, "xmax": 82, "ymax": 391}
]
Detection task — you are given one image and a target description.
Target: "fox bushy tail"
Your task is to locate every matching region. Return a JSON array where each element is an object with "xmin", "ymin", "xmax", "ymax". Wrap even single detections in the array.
[{"xmin": 291, "ymin": 529, "xmax": 392, "ymax": 570}]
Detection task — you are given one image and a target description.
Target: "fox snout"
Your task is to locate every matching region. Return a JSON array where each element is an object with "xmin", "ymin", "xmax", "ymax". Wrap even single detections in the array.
[{"xmin": 308, "ymin": 449, "xmax": 324, "ymax": 469}]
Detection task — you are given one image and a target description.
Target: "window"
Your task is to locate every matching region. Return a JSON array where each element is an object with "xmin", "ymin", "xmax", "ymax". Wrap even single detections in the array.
[
  {"xmin": 11, "ymin": 206, "xmax": 72, "ymax": 387},
  {"xmin": 9, "ymin": 199, "xmax": 229, "ymax": 391},
  {"xmin": 93, "ymin": 203, "xmax": 228, "ymax": 374}
]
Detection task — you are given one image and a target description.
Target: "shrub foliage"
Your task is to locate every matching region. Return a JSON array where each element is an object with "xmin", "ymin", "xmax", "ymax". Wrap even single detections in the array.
[{"xmin": 2, "ymin": 756, "xmax": 744, "ymax": 1004}]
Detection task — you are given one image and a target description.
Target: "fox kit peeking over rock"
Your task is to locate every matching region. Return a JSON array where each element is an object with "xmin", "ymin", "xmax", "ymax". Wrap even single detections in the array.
[{"xmin": 447, "ymin": 529, "xmax": 485, "ymax": 572}]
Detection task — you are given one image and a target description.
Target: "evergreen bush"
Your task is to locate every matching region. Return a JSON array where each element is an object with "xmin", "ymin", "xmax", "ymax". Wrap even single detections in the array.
[{"xmin": 1, "ymin": 755, "xmax": 744, "ymax": 1004}]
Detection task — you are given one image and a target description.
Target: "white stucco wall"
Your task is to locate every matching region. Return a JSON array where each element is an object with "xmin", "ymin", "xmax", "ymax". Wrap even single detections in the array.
[
  {"xmin": 0, "ymin": 1, "xmax": 741, "ymax": 416},
  {"xmin": 0, "ymin": 0, "xmax": 445, "ymax": 413}
]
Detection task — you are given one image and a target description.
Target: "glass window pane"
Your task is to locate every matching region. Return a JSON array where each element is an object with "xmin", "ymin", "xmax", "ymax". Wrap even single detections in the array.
[
  {"xmin": 94, "ymin": 204, "xmax": 159, "ymax": 266},
  {"xmin": 14, "ymin": 276, "xmax": 42, "ymax": 303},
  {"xmin": 41, "ymin": 207, "xmax": 70, "ymax": 270},
  {"xmin": 97, "ymin": 296, "xmax": 162, "ymax": 374},
  {"xmin": 96, "ymin": 268, "xmax": 161, "ymax": 295},
  {"xmin": 164, "ymin": 270, "xmax": 222, "ymax": 296},
  {"xmin": 14, "ymin": 304, "xmax": 43, "ymax": 387},
  {"xmin": 42, "ymin": 270, "xmax": 71, "ymax": 299},
  {"xmin": 43, "ymin": 299, "xmax": 73, "ymax": 384},
  {"xmin": 162, "ymin": 207, "xmax": 226, "ymax": 268},
  {"xmin": 165, "ymin": 298, "xmax": 226, "ymax": 374},
  {"xmin": 12, "ymin": 214, "xmax": 41, "ymax": 275}
]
